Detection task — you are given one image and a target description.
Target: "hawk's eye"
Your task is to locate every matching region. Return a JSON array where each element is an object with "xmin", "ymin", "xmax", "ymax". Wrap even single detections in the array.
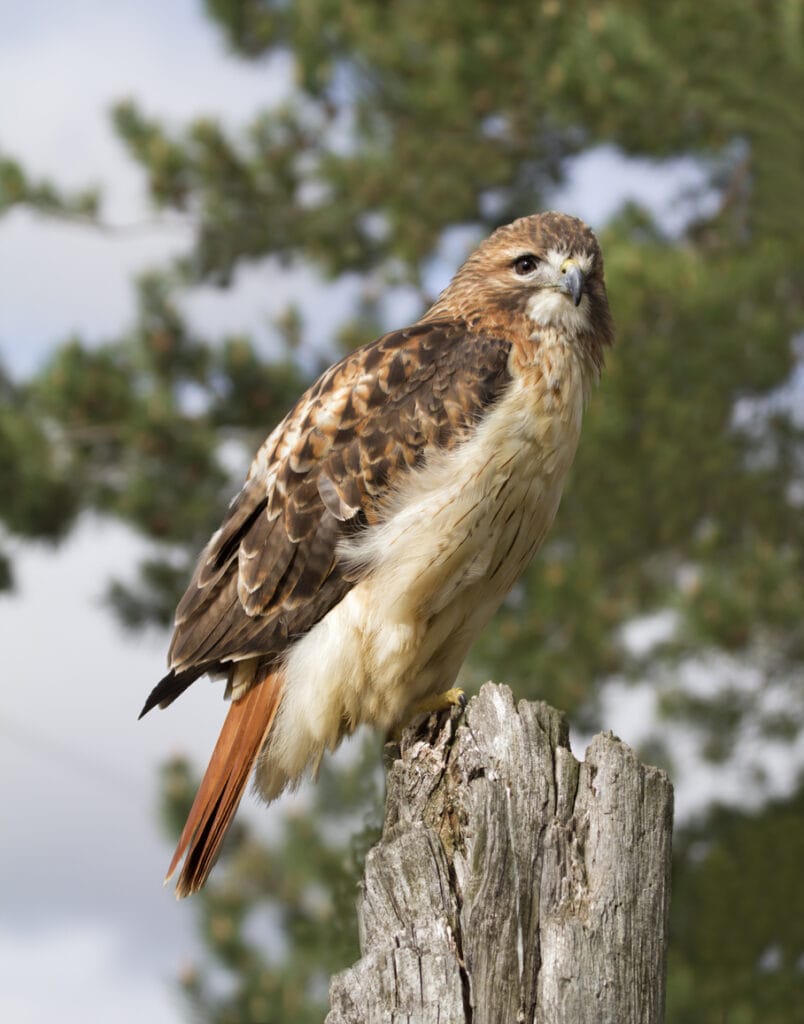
[{"xmin": 513, "ymin": 254, "xmax": 539, "ymax": 276}]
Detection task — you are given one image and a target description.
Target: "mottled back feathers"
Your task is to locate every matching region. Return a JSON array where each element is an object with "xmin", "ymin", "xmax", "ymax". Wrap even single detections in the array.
[{"xmin": 140, "ymin": 322, "xmax": 512, "ymax": 715}]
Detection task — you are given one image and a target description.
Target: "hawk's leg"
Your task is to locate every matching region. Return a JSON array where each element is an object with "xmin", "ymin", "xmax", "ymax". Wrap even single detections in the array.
[
  {"xmin": 387, "ymin": 687, "xmax": 467, "ymax": 743},
  {"xmin": 411, "ymin": 686, "xmax": 467, "ymax": 718}
]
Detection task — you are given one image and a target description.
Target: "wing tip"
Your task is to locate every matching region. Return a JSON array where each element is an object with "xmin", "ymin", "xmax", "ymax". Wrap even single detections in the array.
[{"xmin": 139, "ymin": 666, "xmax": 203, "ymax": 719}]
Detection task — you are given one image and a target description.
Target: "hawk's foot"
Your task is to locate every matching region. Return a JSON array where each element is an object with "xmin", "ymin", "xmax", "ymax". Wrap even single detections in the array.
[
  {"xmin": 388, "ymin": 687, "xmax": 467, "ymax": 743},
  {"xmin": 411, "ymin": 687, "xmax": 467, "ymax": 717}
]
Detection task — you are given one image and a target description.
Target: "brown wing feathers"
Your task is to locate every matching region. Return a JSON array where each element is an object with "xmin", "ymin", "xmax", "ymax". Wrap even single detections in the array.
[
  {"xmin": 139, "ymin": 664, "xmax": 204, "ymax": 718},
  {"xmin": 143, "ymin": 320, "xmax": 513, "ymax": 895},
  {"xmin": 148, "ymin": 322, "xmax": 512, "ymax": 687},
  {"xmin": 166, "ymin": 669, "xmax": 284, "ymax": 898}
]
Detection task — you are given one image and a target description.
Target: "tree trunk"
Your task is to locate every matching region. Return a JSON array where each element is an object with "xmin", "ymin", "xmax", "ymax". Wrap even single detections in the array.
[{"xmin": 326, "ymin": 682, "xmax": 673, "ymax": 1024}]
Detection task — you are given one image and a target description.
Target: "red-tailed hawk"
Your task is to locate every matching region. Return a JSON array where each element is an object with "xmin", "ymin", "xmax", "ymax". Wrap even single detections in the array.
[{"xmin": 141, "ymin": 211, "xmax": 614, "ymax": 896}]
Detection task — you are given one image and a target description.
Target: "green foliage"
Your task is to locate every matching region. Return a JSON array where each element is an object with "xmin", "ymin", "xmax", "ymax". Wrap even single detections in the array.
[
  {"xmin": 667, "ymin": 783, "xmax": 804, "ymax": 1023},
  {"xmin": 0, "ymin": 154, "xmax": 99, "ymax": 220},
  {"xmin": 2, "ymin": 273, "xmax": 306, "ymax": 620},
  {"xmin": 3, "ymin": 0, "xmax": 804, "ymax": 1019},
  {"xmin": 0, "ymin": 361, "xmax": 83, "ymax": 554}
]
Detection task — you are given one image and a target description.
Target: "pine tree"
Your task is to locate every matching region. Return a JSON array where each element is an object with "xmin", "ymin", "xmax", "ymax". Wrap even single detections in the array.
[{"xmin": 2, "ymin": 2, "xmax": 802, "ymax": 1019}]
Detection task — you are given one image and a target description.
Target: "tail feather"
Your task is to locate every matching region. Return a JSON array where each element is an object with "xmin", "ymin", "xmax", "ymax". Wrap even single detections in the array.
[{"xmin": 166, "ymin": 670, "xmax": 284, "ymax": 898}]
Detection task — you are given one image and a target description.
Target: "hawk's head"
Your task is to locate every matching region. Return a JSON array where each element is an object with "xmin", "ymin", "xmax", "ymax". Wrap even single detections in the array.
[{"xmin": 425, "ymin": 212, "xmax": 614, "ymax": 364}]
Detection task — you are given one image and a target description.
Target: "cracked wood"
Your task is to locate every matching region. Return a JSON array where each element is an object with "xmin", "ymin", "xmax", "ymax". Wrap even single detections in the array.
[{"xmin": 326, "ymin": 682, "xmax": 674, "ymax": 1024}]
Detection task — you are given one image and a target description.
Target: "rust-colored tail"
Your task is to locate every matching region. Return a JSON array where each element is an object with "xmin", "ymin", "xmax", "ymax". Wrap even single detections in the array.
[{"xmin": 166, "ymin": 670, "xmax": 284, "ymax": 898}]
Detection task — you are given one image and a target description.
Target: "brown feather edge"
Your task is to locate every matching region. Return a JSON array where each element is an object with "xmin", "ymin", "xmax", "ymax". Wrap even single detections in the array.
[{"xmin": 165, "ymin": 670, "xmax": 284, "ymax": 897}]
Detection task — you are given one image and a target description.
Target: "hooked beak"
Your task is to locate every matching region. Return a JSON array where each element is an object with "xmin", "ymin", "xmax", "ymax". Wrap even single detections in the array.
[{"xmin": 560, "ymin": 259, "xmax": 585, "ymax": 307}]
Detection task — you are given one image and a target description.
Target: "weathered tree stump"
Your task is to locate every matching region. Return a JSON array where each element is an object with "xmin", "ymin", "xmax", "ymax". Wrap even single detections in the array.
[{"xmin": 327, "ymin": 682, "xmax": 673, "ymax": 1024}]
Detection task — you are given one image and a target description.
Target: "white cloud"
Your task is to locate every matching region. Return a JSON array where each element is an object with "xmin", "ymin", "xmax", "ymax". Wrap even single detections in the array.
[
  {"xmin": 0, "ymin": 0, "xmax": 295, "ymax": 377},
  {"xmin": 0, "ymin": 210, "xmax": 191, "ymax": 374},
  {"xmin": 0, "ymin": 0, "xmax": 291, "ymax": 215},
  {"xmin": 0, "ymin": 514, "xmax": 304, "ymax": 971},
  {"xmin": 577, "ymin": 657, "xmax": 804, "ymax": 822},
  {"xmin": 619, "ymin": 609, "xmax": 679, "ymax": 658},
  {"xmin": 550, "ymin": 143, "xmax": 720, "ymax": 234},
  {"xmin": 0, "ymin": 518, "xmax": 216, "ymax": 968},
  {"xmin": 0, "ymin": 4, "xmax": 723, "ymax": 382}
]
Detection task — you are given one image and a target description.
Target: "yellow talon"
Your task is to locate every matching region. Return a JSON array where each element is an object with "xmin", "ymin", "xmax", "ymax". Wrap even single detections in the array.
[
  {"xmin": 411, "ymin": 687, "xmax": 467, "ymax": 717},
  {"xmin": 388, "ymin": 687, "xmax": 467, "ymax": 743}
]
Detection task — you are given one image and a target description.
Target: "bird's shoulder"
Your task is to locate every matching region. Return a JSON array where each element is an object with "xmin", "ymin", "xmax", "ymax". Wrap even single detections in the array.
[{"xmin": 252, "ymin": 319, "xmax": 513, "ymax": 491}]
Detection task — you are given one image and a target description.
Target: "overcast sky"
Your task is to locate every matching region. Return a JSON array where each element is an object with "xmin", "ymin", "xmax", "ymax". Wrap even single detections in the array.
[
  {"xmin": 0, "ymin": 5, "xmax": 298, "ymax": 1020},
  {"xmin": 2, "ymin": 4, "xmax": 801, "ymax": 1022}
]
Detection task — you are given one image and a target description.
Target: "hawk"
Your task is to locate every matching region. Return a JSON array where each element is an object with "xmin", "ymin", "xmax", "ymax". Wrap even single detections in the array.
[{"xmin": 141, "ymin": 211, "xmax": 614, "ymax": 896}]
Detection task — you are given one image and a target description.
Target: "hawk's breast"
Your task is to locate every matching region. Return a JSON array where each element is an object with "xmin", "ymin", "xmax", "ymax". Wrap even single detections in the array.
[
  {"xmin": 253, "ymin": 328, "xmax": 592, "ymax": 802},
  {"xmin": 276, "ymin": 333, "xmax": 586, "ymax": 730}
]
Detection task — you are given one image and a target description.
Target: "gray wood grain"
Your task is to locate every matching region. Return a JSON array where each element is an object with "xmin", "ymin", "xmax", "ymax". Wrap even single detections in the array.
[{"xmin": 327, "ymin": 683, "xmax": 673, "ymax": 1024}]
